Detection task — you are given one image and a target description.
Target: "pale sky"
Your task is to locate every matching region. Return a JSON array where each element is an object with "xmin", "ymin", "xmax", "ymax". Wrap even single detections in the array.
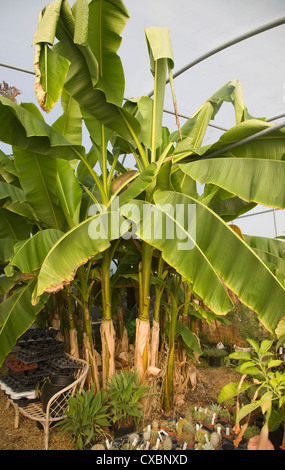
[{"xmin": 0, "ymin": 0, "xmax": 284, "ymax": 239}]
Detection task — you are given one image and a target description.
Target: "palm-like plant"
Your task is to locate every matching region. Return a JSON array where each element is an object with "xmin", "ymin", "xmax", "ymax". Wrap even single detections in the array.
[{"xmin": 0, "ymin": 0, "xmax": 284, "ymax": 410}]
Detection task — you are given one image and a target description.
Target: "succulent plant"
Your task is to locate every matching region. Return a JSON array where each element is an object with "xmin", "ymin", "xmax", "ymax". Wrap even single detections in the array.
[
  {"xmin": 163, "ymin": 436, "xmax": 173, "ymax": 450},
  {"xmin": 183, "ymin": 420, "xmax": 195, "ymax": 435},
  {"xmin": 209, "ymin": 403, "xmax": 223, "ymax": 415},
  {"xmin": 150, "ymin": 421, "xmax": 159, "ymax": 447},
  {"xmin": 129, "ymin": 432, "xmax": 140, "ymax": 448},
  {"xmin": 177, "ymin": 417, "xmax": 184, "ymax": 437},
  {"xmin": 202, "ymin": 441, "xmax": 215, "ymax": 450},
  {"xmin": 219, "ymin": 408, "xmax": 230, "ymax": 419},
  {"xmin": 91, "ymin": 443, "xmax": 105, "ymax": 450},
  {"xmin": 210, "ymin": 431, "xmax": 222, "ymax": 449},
  {"xmin": 143, "ymin": 426, "xmax": 151, "ymax": 443},
  {"xmin": 195, "ymin": 428, "xmax": 210, "ymax": 443},
  {"xmin": 194, "ymin": 442, "xmax": 204, "ymax": 450}
]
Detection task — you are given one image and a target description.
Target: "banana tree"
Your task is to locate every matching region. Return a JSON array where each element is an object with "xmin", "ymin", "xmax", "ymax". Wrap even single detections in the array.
[{"xmin": 1, "ymin": 1, "xmax": 285, "ymax": 412}]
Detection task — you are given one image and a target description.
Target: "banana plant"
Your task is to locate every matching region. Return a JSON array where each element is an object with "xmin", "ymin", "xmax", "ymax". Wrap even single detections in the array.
[{"xmin": 0, "ymin": 1, "xmax": 285, "ymax": 411}]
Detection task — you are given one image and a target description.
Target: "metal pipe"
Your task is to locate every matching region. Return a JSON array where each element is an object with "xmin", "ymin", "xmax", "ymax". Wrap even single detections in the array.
[
  {"xmin": 0, "ymin": 62, "xmax": 34, "ymax": 75},
  {"xmin": 162, "ymin": 107, "xmax": 228, "ymax": 131},
  {"xmin": 202, "ymin": 119, "xmax": 285, "ymax": 160},
  {"xmin": 148, "ymin": 16, "xmax": 285, "ymax": 97}
]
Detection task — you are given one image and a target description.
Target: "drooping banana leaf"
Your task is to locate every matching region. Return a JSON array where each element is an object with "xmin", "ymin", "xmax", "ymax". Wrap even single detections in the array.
[
  {"xmin": 119, "ymin": 190, "xmax": 285, "ymax": 332},
  {"xmin": 244, "ymin": 234, "xmax": 285, "ymax": 259},
  {"xmin": 0, "ymin": 208, "xmax": 31, "ymax": 240},
  {"xmin": 181, "ymin": 119, "xmax": 285, "ymax": 160},
  {"xmin": 0, "ymin": 279, "xmax": 49, "ymax": 366},
  {"xmin": 33, "ymin": 211, "xmax": 127, "ymax": 302},
  {"xmin": 209, "ymin": 195, "xmax": 256, "ymax": 222},
  {"xmin": 244, "ymin": 234, "xmax": 285, "ymax": 282},
  {"xmin": 7, "ymin": 229, "xmax": 64, "ymax": 275},
  {"xmin": 179, "ymin": 158, "xmax": 285, "ymax": 209},
  {"xmin": 171, "ymin": 78, "xmax": 250, "ymax": 156},
  {"xmin": 0, "ymin": 96, "xmax": 85, "ymax": 161},
  {"xmin": 52, "ymin": 89, "xmax": 83, "ymax": 145},
  {"xmin": 87, "ymin": 0, "xmax": 129, "ymax": 106},
  {"xmin": 13, "ymin": 148, "xmax": 66, "ymax": 230},
  {"xmin": 33, "ymin": 0, "xmax": 140, "ymax": 145}
]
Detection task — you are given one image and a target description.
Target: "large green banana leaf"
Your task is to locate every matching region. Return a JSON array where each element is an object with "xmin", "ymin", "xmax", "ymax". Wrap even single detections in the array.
[
  {"xmin": 180, "ymin": 158, "xmax": 285, "ymax": 209},
  {"xmin": 244, "ymin": 235, "xmax": 285, "ymax": 281},
  {"xmin": 171, "ymin": 78, "xmax": 249, "ymax": 155},
  {"xmin": 87, "ymin": 0, "xmax": 129, "ymax": 106},
  {"xmin": 52, "ymin": 89, "xmax": 83, "ymax": 145},
  {"xmin": 0, "ymin": 240, "xmax": 19, "ymax": 262},
  {"xmin": 13, "ymin": 148, "xmax": 66, "ymax": 230},
  {"xmin": 0, "ymin": 150, "xmax": 18, "ymax": 184},
  {"xmin": 33, "ymin": 0, "xmax": 140, "ymax": 145},
  {"xmin": 33, "ymin": 211, "xmax": 126, "ymax": 302},
  {"xmin": 145, "ymin": 27, "xmax": 174, "ymax": 154},
  {"xmin": 0, "ymin": 96, "xmax": 85, "ymax": 161},
  {"xmin": 178, "ymin": 119, "xmax": 285, "ymax": 161},
  {"xmin": 245, "ymin": 234, "xmax": 285, "ymax": 259},
  {"xmin": 7, "ymin": 229, "xmax": 64, "ymax": 275},
  {"xmin": 56, "ymin": 159, "xmax": 82, "ymax": 228},
  {"xmin": 0, "ymin": 208, "xmax": 31, "ymax": 240},
  {"xmin": 119, "ymin": 191, "xmax": 285, "ymax": 332},
  {"xmin": 0, "ymin": 279, "xmax": 49, "ymax": 366}
]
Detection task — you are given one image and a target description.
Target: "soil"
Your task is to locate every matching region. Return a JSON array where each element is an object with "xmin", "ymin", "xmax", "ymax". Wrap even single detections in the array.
[{"xmin": 0, "ymin": 365, "xmax": 241, "ymax": 451}]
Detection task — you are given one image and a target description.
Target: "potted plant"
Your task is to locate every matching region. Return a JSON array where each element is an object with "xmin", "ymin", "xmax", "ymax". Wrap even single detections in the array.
[
  {"xmin": 202, "ymin": 347, "xmax": 228, "ymax": 367},
  {"xmin": 218, "ymin": 338, "xmax": 285, "ymax": 450},
  {"xmin": 55, "ymin": 386, "xmax": 110, "ymax": 450},
  {"xmin": 105, "ymin": 369, "xmax": 149, "ymax": 438},
  {"xmin": 219, "ymin": 407, "xmax": 231, "ymax": 422},
  {"xmin": 244, "ymin": 425, "xmax": 261, "ymax": 442}
]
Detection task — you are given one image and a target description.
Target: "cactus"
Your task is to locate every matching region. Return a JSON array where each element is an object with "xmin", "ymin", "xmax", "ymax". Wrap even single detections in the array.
[
  {"xmin": 129, "ymin": 432, "xmax": 140, "ymax": 448},
  {"xmin": 219, "ymin": 408, "xmax": 230, "ymax": 420},
  {"xmin": 91, "ymin": 443, "xmax": 105, "ymax": 450},
  {"xmin": 202, "ymin": 441, "xmax": 215, "ymax": 450},
  {"xmin": 195, "ymin": 428, "xmax": 210, "ymax": 443},
  {"xmin": 163, "ymin": 436, "xmax": 173, "ymax": 450},
  {"xmin": 143, "ymin": 426, "xmax": 151, "ymax": 443},
  {"xmin": 210, "ymin": 431, "xmax": 222, "ymax": 449},
  {"xmin": 177, "ymin": 418, "xmax": 184, "ymax": 437},
  {"xmin": 183, "ymin": 420, "xmax": 195, "ymax": 435},
  {"xmin": 194, "ymin": 442, "xmax": 204, "ymax": 450},
  {"xmin": 150, "ymin": 421, "xmax": 159, "ymax": 447}
]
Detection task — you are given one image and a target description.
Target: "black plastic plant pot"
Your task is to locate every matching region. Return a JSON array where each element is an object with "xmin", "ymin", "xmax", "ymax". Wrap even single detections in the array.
[
  {"xmin": 113, "ymin": 423, "xmax": 135, "ymax": 439},
  {"xmin": 50, "ymin": 375, "xmax": 74, "ymax": 386},
  {"xmin": 40, "ymin": 376, "xmax": 73, "ymax": 415},
  {"xmin": 209, "ymin": 356, "xmax": 222, "ymax": 367}
]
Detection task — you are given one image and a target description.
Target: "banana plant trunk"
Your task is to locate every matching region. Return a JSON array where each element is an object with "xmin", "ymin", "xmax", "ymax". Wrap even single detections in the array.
[
  {"xmin": 135, "ymin": 243, "xmax": 153, "ymax": 383},
  {"xmin": 150, "ymin": 256, "xmax": 165, "ymax": 367},
  {"xmin": 100, "ymin": 250, "xmax": 116, "ymax": 386},
  {"xmin": 161, "ymin": 275, "xmax": 181, "ymax": 411},
  {"xmin": 78, "ymin": 266, "xmax": 100, "ymax": 391},
  {"xmin": 66, "ymin": 287, "xmax": 79, "ymax": 358}
]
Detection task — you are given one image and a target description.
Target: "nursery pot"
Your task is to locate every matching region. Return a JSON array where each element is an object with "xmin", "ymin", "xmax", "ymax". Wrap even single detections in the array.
[
  {"xmin": 113, "ymin": 423, "xmax": 135, "ymax": 439},
  {"xmin": 209, "ymin": 356, "xmax": 222, "ymax": 367},
  {"xmin": 41, "ymin": 375, "xmax": 73, "ymax": 414},
  {"xmin": 50, "ymin": 374, "xmax": 74, "ymax": 386}
]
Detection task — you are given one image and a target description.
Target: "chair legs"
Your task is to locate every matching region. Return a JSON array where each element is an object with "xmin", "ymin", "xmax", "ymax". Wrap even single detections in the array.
[{"xmin": 43, "ymin": 421, "xmax": 50, "ymax": 450}]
